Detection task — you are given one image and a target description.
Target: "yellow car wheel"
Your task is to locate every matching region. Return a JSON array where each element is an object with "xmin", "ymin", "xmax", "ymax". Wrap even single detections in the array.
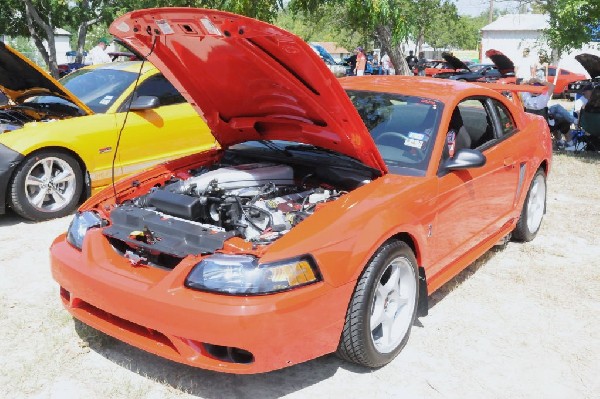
[{"xmin": 9, "ymin": 151, "xmax": 83, "ymax": 221}]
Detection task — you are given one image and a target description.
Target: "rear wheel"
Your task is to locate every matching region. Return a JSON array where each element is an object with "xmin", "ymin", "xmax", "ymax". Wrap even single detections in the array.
[
  {"xmin": 337, "ymin": 240, "xmax": 419, "ymax": 367},
  {"xmin": 512, "ymin": 169, "xmax": 546, "ymax": 242},
  {"xmin": 9, "ymin": 151, "xmax": 83, "ymax": 221}
]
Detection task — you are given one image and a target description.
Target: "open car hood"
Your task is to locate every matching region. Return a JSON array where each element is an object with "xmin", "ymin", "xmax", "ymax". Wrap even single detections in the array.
[
  {"xmin": 484, "ymin": 49, "xmax": 515, "ymax": 74},
  {"xmin": 441, "ymin": 53, "xmax": 470, "ymax": 71},
  {"xmin": 0, "ymin": 42, "xmax": 92, "ymax": 113},
  {"xmin": 575, "ymin": 53, "xmax": 600, "ymax": 78},
  {"xmin": 109, "ymin": 8, "xmax": 386, "ymax": 172}
]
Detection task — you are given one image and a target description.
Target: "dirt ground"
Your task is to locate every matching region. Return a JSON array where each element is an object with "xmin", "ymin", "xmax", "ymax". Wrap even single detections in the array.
[{"xmin": 1, "ymin": 152, "xmax": 599, "ymax": 399}]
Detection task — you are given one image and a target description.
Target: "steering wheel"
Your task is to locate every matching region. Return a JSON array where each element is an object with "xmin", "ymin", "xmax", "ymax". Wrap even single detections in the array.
[{"xmin": 375, "ymin": 131, "xmax": 426, "ymax": 161}]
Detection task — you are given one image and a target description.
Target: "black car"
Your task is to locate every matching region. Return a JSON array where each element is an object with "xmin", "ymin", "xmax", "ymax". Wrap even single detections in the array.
[
  {"xmin": 567, "ymin": 53, "xmax": 600, "ymax": 93},
  {"xmin": 434, "ymin": 51, "xmax": 514, "ymax": 82}
]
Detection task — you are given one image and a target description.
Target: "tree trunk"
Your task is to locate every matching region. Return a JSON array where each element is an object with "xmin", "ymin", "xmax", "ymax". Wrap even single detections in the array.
[
  {"xmin": 75, "ymin": 23, "xmax": 88, "ymax": 64},
  {"xmin": 24, "ymin": 0, "xmax": 59, "ymax": 78},
  {"xmin": 375, "ymin": 24, "xmax": 411, "ymax": 76}
]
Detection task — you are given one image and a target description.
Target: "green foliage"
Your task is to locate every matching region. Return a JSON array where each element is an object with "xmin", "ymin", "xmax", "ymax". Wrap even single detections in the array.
[
  {"xmin": 543, "ymin": 0, "xmax": 600, "ymax": 53},
  {"xmin": 274, "ymin": 5, "xmax": 365, "ymax": 51}
]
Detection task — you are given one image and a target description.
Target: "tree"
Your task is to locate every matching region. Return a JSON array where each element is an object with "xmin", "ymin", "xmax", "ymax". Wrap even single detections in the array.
[
  {"xmin": 274, "ymin": 6, "xmax": 365, "ymax": 51},
  {"xmin": 289, "ymin": 0, "xmax": 460, "ymax": 75},
  {"xmin": 515, "ymin": 1, "xmax": 600, "ymax": 55},
  {"xmin": 0, "ymin": 0, "xmax": 120, "ymax": 77},
  {"xmin": 0, "ymin": 0, "xmax": 284, "ymax": 77}
]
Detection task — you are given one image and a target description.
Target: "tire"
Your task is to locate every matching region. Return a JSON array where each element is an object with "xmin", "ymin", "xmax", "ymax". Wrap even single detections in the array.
[
  {"xmin": 9, "ymin": 151, "xmax": 83, "ymax": 221},
  {"xmin": 512, "ymin": 168, "xmax": 546, "ymax": 242},
  {"xmin": 337, "ymin": 240, "xmax": 419, "ymax": 368}
]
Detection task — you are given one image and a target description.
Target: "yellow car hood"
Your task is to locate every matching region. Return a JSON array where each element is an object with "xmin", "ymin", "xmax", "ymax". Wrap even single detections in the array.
[{"xmin": 0, "ymin": 41, "xmax": 93, "ymax": 114}]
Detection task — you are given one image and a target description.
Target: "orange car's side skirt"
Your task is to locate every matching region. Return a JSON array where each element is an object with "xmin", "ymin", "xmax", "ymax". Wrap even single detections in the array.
[{"xmin": 426, "ymin": 218, "xmax": 516, "ymax": 294}]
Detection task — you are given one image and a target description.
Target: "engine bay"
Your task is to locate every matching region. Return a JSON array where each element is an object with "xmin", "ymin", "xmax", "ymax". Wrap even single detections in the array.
[
  {"xmin": 103, "ymin": 158, "xmax": 373, "ymax": 267},
  {"xmin": 0, "ymin": 102, "xmax": 81, "ymax": 133}
]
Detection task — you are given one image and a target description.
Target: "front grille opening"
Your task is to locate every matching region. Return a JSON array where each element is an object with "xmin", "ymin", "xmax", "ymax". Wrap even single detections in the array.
[
  {"xmin": 77, "ymin": 300, "xmax": 178, "ymax": 354},
  {"xmin": 107, "ymin": 237, "xmax": 183, "ymax": 270},
  {"xmin": 204, "ymin": 343, "xmax": 254, "ymax": 364},
  {"xmin": 60, "ymin": 286, "xmax": 70, "ymax": 302}
]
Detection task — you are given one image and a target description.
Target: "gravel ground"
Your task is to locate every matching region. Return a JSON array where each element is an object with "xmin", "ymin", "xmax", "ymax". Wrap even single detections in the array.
[{"xmin": 0, "ymin": 152, "xmax": 599, "ymax": 399}]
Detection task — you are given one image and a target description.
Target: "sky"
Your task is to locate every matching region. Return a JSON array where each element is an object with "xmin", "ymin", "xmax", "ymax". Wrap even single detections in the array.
[{"xmin": 452, "ymin": 0, "xmax": 522, "ymax": 17}]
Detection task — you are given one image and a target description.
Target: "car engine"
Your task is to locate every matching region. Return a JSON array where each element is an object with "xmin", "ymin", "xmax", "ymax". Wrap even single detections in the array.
[
  {"xmin": 0, "ymin": 103, "xmax": 82, "ymax": 133},
  {"xmin": 0, "ymin": 108, "xmax": 36, "ymax": 132},
  {"xmin": 103, "ymin": 163, "xmax": 349, "ymax": 264}
]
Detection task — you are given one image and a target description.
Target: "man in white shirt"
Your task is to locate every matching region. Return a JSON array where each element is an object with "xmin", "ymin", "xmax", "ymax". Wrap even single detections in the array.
[
  {"xmin": 515, "ymin": 48, "xmax": 538, "ymax": 83},
  {"xmin": 87, "ymin": 38, "xmax": 112, "ymax": 65},
  {"xmin": 521, "ymin": 78, "xmax": 554, "ymax": 112},
  {"xmin": 573, "ymin": 85, "xmax": 593, "ymax": 124},
  {"xmin": 381, "ymin": 52, "xmax": 392, "ymax": 75}
]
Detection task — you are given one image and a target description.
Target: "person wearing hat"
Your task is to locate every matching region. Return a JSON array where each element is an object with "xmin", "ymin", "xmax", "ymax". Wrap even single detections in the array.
[
  {"xmin": 87, "ymin": 37, "xmax": 112, "ymax": 65},
  {"xmin": 354, "ymin": 47, "xmax": 367, "ymax": 76},
  {"xmin": 521, "ymin": 77, "xmax": 554, "ymax": 114}
]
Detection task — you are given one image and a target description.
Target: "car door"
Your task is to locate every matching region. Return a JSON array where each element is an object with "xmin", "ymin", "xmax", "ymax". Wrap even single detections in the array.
[
  {"xmin": 114, "ymin": 73, "xmax": 217, "ymax": 177},
  {"xmin": 428, "ymin": 97, "xmax": 520, "ymax": 274}
]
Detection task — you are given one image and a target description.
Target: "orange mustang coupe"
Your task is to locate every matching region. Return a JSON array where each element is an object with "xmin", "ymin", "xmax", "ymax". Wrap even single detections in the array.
[{"xmin": 51, "ymin": 8, "xmax": 552, "ymax": 374}]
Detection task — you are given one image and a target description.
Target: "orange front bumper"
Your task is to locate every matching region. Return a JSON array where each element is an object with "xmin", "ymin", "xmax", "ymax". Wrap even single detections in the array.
[{"xmin": 50, "ymin": 232, "xmax": 354, "ymax": 374}]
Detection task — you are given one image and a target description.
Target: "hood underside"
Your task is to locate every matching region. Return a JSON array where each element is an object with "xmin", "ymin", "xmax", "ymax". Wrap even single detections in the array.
[
  {"xmin": 0, "ymin": 42, "xmax": 91, "ymax": 113},
  {"xmin": 484, "ymin": 49, "xmax": 515, "ymax": 74},
  {"xmin": 575, "ymin": 53, "xmax": 600, "ymax": 79},
  {"xmin": 441, "ymin": 53, "xmax": 470, "ymax": 71},
  {"xmin": 109, "ymin": 8, "xmax": 386, "ymax": 172}
]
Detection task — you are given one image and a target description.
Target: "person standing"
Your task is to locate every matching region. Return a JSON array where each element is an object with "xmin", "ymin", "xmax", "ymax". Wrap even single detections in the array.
[
  {"xmin": 355, "ymin": 47, "xmax": 367, "ymax": 76},
  {"xmin": 87, "ymin": 38, "xmax": 112, "ymax": 65},
  {"xmin": 405, "ymin": 50, "xmax": 418, "ymax": 73},
  {"xmin": 416, "ymin": 52, "xmax": 427, "ymax": 76},
  {"xmin": 515, "ymin": 48, "xmax": 538, "ymax": 84},
  {"xmin": 381, "ymin": 52, "xmax": 392, "ymax": 75}
]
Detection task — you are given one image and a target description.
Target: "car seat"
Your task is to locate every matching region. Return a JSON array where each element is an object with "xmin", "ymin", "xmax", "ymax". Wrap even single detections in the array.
[{"xmin": 450, "ymin": 108, "xmax": 472, "ymax": 153}]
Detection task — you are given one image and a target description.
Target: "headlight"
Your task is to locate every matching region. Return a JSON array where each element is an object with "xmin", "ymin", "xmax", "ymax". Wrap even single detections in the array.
[
  {"xmin": 66, "ymin": 211, "xmax": 105, "ymax": 250},
  {"xmin": 185, "ymin": 254, "xmax": 321, "ymax": 295}
]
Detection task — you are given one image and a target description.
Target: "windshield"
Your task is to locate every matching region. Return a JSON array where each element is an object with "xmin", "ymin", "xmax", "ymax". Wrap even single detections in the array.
[
  {"xmin": 346, "ymin": 90, "xmax": 443, "ymax": 175},
  {"xmin": 30, "ymin": 68, "xmax": 138, "ymax": 113},
  {"xmin": 469, "ymin": 64, "xmax": 488, "ymax": 73}
]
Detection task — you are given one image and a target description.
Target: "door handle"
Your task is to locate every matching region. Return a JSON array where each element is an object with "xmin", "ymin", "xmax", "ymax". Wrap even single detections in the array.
[{"xmin": 504, "ymin": 157, "xmax": 515, "ymax": 167}]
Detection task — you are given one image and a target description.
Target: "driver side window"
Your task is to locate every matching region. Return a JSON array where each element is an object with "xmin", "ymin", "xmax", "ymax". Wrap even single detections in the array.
[
  {"xmin": 118, "ymin": 74, "xmax": 186, "ymax": 112},
  {"xmin": 440, "ymin": 98, "xmax": 496, "ymax": 162}
]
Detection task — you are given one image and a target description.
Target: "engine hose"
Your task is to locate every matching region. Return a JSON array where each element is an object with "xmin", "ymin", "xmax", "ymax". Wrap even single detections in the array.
[{"xmin": 233, "ymin": 196, "xmax": 270, "ymax": 233}]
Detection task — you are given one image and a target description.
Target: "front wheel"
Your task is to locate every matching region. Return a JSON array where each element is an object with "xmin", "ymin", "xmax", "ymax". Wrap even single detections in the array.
[
  {"xmin": 9, "ymin": 151, "xmax": 83, "ymax": 221},
  {"xmin": 337, "ymin": 240, "xmax": 419, "ymax": 367},
  {"xmin": 512, "ymin": 168, "xmax": 547, "ymax": 242}
]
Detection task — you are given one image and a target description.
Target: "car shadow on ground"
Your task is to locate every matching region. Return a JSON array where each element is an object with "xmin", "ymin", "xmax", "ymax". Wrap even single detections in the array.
[
  {"xmin": 426, "ymin": 247, "xmax": 502, "ymax": 310},
  {"xmin": 73, "ymin": 319, "xmax": 373, "ymax": 398},
  {"xmin": 0, "ymin": 209, "xmax": 33, "ymax": 227}
]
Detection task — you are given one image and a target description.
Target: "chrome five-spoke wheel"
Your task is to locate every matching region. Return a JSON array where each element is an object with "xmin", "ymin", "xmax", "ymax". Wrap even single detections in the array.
[
  {"xmin": 513, "ymin": 168, "xmax": 547, "ymax": 242},
  {"xmin": 337, "ymin": 240, "xmax": 419, "ymax": 367},
  {"xmin": 370, "ymin": 256, "xmax": 417, "ymax": 353},
  {"xmin": 10, "ymin": 152, "xmax": 83, "ymax": 221}
]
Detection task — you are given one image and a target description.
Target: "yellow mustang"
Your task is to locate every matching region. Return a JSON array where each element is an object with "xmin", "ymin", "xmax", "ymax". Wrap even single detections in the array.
[{"xmin": 0, "ymin": 42, "xmax": 216, "ymax": 221}]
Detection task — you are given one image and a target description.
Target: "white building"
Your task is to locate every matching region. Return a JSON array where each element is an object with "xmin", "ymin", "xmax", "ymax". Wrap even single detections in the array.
[
  {"xmin": 480, "ymin": 14, "xmax": 550, "ymax": 66},
  {"xmin": 48, "ymin": 28, "xmax": 72, "ymax": 65}
]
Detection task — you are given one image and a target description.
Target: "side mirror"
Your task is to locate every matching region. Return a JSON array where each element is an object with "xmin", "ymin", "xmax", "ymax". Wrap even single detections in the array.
[
  {"xmin": 443, "ymin": 149, "xmax": 486, "ymax": 170},
  {"xmin": 129, "ymin": 95, "xmax": 160, "ymax": 111}
]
